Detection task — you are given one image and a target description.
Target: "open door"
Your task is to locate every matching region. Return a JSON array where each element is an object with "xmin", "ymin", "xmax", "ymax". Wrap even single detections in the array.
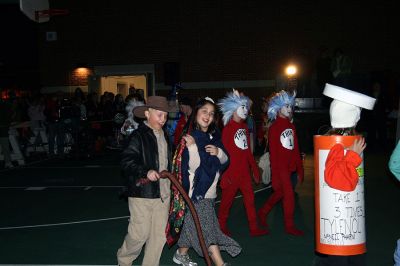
[
  {"xmin": 92, "ymin": 64, "xmax": 155, "ymax": 100},
  {"xmin": 98, "ymin": 75, "xmax": 147, "ymax": 99}
]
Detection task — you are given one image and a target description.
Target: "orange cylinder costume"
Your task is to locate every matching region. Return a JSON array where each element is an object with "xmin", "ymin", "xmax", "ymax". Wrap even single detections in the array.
[
  {"xmin": 314, "ymin": 135, "xmax": 366, "ymax": 255},
  {"xmin": 313, "ymin": 84, "xmax": 376, "ymax": 265}
]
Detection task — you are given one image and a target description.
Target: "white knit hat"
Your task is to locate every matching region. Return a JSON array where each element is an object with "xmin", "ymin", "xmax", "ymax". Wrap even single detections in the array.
[{"xmin": 323, "ymin": 84, "xmax": 376, "ymax": 128}]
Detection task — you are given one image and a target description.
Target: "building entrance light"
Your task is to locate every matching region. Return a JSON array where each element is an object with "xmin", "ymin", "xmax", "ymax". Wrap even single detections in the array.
[{"xmin": 285, "ymin": 65, "xmax": 297, "ymax": 76}]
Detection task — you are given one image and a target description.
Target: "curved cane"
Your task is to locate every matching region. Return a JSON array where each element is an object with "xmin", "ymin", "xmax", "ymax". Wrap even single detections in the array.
[{"xmin": 160, "ymin": 170, "xmax": 212, "ymax": 266}]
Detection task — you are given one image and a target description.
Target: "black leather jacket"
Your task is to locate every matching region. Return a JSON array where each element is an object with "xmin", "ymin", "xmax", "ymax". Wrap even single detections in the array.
[{"xmin": 121, "ymin": 123, "xmax": 172, "ymax": 198}]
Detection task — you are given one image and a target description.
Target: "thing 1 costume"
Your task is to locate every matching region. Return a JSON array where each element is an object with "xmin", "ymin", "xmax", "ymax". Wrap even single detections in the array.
[{"xmin": 257, "ymin": 90, "xmax": 304, "ymax": 236}]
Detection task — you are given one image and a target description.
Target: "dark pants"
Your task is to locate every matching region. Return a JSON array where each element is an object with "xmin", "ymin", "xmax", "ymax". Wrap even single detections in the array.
[
  {"xmin": 48, "ymin": 122, "xmax": 65, "ymax": 155},
  {"xmin": 314, "ymin": 253, "xmax": 366, "ymax": 266}
]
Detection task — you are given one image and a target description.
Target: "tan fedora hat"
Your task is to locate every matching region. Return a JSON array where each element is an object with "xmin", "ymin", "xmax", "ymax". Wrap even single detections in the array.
[{"xmin": 133, "ymin": 96, "xmax": 172, "ymax": 118}]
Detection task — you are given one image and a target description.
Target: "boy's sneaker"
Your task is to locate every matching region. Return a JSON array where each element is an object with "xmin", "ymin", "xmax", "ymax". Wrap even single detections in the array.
[{"xmin": 173, "ymin": 250, "xmax": 198, "ymax": 266}]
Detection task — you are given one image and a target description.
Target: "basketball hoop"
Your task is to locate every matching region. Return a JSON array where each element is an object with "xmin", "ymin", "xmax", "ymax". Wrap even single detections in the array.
[
  {"xmin": 35, "ymin": 9, "xmax": 69, "ymax": 22},
  {"xmin": 20, "ymin": 0, "xmax": 69, "ymax": 23}
]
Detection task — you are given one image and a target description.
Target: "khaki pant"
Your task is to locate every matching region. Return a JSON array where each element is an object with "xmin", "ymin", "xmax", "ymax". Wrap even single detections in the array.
[{"xmin": 117, "ymin": 197, "xmax": 170, "ymax": 266}]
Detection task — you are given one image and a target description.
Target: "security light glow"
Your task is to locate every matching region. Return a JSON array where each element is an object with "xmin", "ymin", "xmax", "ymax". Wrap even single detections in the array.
[{"xmin": 285, "ymin": 65, "xmax": 297, "ymax": 76}]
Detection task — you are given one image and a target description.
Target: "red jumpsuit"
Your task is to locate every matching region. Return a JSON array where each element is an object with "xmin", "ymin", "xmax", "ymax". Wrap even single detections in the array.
[
  {"xmin": 218, "ymin": 119, "xmax": 266, "ymax": 236},
  {"xmin": 258, "ymin": 116, "xmax": 304, "ymax": 233}
]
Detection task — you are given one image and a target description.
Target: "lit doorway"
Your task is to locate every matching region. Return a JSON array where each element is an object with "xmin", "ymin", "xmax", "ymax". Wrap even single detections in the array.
[
  {"xmin": 100, "ymin": 75, "xmax": 147, "ymax": 98},
  {"xmin": 88, "ymin": 64, "xmax": 155, "ymax": 100}
]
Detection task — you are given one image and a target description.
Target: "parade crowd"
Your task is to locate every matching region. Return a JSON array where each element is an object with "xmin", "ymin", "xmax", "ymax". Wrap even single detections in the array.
[
  {"xmin": 1, "ymin": 82, "xmax": 399, "ymax": 266},
  {"xmin": 113, "ymin": 81, "xmax": 399, "ymax": 266},
  {"xmin": 0, "ymin": 87, "xmax": 146, "ymax": 167}
]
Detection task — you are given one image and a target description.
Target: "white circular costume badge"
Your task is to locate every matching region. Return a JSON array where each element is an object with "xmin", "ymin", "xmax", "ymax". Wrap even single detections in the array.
[
  {"xmin": 234, "ymin": 128, "xmax": 248, "ymax": 150},
  {"xmin": 280, "ymin": 128, "xmax": 294, "ymax": 150}
]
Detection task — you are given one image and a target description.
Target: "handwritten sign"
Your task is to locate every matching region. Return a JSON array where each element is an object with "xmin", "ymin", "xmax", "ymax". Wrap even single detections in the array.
[{"xmin": 318, "ymin": 149, "xmax": 365, "ymax": 246}]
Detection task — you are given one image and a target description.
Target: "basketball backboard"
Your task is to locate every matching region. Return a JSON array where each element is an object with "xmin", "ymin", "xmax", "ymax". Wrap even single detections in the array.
[{"xmin": 19, "ymin": 0, "xmax": 49, "ymax": 23}]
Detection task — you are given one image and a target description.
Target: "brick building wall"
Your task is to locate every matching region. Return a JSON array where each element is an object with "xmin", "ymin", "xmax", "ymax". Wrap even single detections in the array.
[{"xmin": 36, "ymin": 1, "xmax": 397, "ymax": 96}]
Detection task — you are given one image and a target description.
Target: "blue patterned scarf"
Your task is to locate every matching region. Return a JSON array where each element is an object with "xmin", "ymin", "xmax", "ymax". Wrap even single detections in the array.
[{"xmin": 181, "ymin": 129, "xmax": 228, "ymax": 202}]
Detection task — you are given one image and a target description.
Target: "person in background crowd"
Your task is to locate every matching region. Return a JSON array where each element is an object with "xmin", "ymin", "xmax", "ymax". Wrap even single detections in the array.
[
  {"xmin": 315, "ymin": 45, "xmax": 333, "ymax": 108},
  {"xmin": 331, "ymin": 48, "xmax": 352, "ymax": 88},
  {"xmin": 366, "ymin": 81, "xmax": 388, "ymax": 151},
  {"xmin": 173, "ymin": 96, "xmax": 193, "ymax": 147},
  {"xmin": 395, "ymin": 240, "xmax": 400, "ymax": 266},
  {"xmin": 45, "ymin": 92, "xmax": 65, "ymax": 156},
  {"xmin": 389, "ymin": 140, "xmax": 400, "ymax": 266},
  {"xmin": 74, "ymin": 87, "xmax": 85, "ymax": 101},
  {"xmin": 128, "ymin": 85, "xmax": 136, "ymax": 96},
  {"xmin": 27, "ymin": 93, "xmax": 46, "ymax": 145},
  {"xmin": 102, "ymin": 92, "xmax": 115, "ymax": 121},
  {"xmin": 85, "ymin": 92, "xmax": 99, "ymax": 121},
  {"xmin": 256, "ymin": 97, "xmax": 271, "ymax": 153},
  {"xmin": 113, "ymin": 94, "xmax": 126, "ymax": 115},
  {"xmin": 244, "ymin": 96, "xmax": 256, "ymax": 154},
  {"xmin": 389, "ymin": 140, "xmax": 400, "ymax": 181},
  {"xmin": 0, "ymin": 98, "xmax": 15, "ymax": 168},
  {"xmin": 135, "ymin": 89, "xmax": 145, "ymax": 101}
]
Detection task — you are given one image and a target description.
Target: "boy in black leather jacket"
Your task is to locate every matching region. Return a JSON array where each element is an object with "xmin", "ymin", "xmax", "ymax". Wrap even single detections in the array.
[{"xmin": 117, "ymin": 96, "xmax": 173, "ymax": 266}]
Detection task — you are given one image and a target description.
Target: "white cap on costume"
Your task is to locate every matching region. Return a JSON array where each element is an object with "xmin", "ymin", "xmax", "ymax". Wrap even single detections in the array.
[{"xmin": 323, "ymin": 83, "xmax": 376, "ymax": 128}]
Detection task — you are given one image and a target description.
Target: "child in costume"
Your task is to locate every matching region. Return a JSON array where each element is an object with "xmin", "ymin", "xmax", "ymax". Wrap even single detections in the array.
[
  {"xmin": 313, "ymin": 84, "xmax": 376, "ymax": 266},
  {"xmin": 217, "ymin": 89, "xmax": 268, "ymax": 237},
  {"xmin": 395, "ymin": 240, "xmax": 400, "ymax": 266},
  {"xmin": 117, "ymin": 96, "xmax": 172, "ymax": 266},
  {"xmin": 120, "ymin": 98, "xmax": 144, "ymax": 136},
  {"xmin": 173, "ymin": 97, "xmax": 241, "ymax": 266},
  {"xmin": 389, "ymin": 140, "xmax": 400, "ymax": 181},
  {"xmin": 389, "ymin": 141, "xmax": 400, "ymax": 265},
  {"xmin": 257, "ymin": 90, "xmax": 304, "ymax": 236}
]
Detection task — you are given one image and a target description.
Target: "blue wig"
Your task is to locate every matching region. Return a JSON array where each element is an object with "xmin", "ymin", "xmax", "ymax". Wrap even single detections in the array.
[
  {"xmin": 268, "ymin": 90, "xmax": 296, "ymax": 120},
  {"xmin": 218, "ymin": 89, "xmax": 250, "ymax": 125}
]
